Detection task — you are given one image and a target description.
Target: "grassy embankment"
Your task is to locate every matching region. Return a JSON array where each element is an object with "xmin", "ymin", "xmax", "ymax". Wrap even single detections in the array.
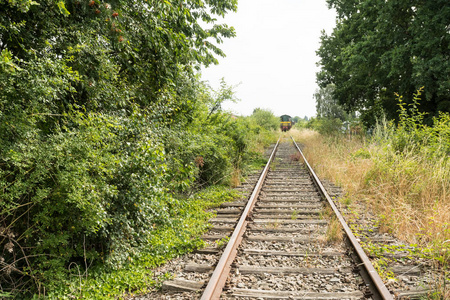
[
  {"xmin": 291, "ymin": 127, "xmax": 449, "ymax": 251},
  {"xmin": 290, "ymin": 120, "xmax": 449, "ymax": 293}
]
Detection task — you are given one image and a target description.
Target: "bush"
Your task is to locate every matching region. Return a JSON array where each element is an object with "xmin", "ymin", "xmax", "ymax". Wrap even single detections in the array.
[
  {"xmin": 44, "ymin": 186, "xmax": 239, "ymax": 299},
  {"xmin": 0, "ymin": 73, "xmax": 279, "ymax": 298},
  {"xmin": 306, "ymin": 117, "xmax": 343, "ymax": 136},
  {"xmin": 358, "ymin": 88, "xmax": 450, "ymax": 246},
  {"xmin": 249, "ymin": 108, "xmax": 279, "ymax": 131},
  {"xmin": 373, "ymin": 87, "xmax": 450, "ymax": 160},
  {"xmin": 0, "ymin": 110, "xmax": 174, "ymax": 295}
]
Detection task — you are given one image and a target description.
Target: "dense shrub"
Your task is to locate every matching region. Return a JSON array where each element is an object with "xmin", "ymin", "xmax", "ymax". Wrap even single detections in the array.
[
  {"xmin": 249, "ymin": 108, "xmax": 279, "ymax": 131},
  {"xmin": 44, "ymin": 186, "xmax": 239, "ymax": 299},
  {"xmin": 0, "ymin": 2, "xmax": 277, "ymax": 297},
  {"xmin": 0, "ymin": 83, "xmax": 277, "ymax": 298},
  {"xmin": 373, "ymin": 87, "xmax": 450, "ymax": 160},
  {"xmin": 306, "ymin": 117, "xmax": 343, "ymax": 136},
  {"xmin": 0, "ymin": 111, "xmax": 173, "ymax": 293}
]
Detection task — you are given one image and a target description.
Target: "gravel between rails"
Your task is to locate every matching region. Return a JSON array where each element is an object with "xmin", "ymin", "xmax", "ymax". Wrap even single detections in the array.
[{"xmin": 220, "ymin": 140, "xmax": 368, "ymax": 299}]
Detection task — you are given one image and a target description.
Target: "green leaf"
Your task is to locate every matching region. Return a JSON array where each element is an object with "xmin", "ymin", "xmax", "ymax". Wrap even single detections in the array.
[{"xmin": 57, "ymin": 1, "xmax": 70, "ymax": 17}]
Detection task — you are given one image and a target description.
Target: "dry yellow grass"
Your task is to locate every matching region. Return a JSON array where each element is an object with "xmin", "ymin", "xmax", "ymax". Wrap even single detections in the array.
[
  {"xmin": 291, "ymin": 128, "xmax": 450, "ymax": 250},
  {"xmin": 230, "ymin": 167, "xmax": 241, "ymax": 188}
]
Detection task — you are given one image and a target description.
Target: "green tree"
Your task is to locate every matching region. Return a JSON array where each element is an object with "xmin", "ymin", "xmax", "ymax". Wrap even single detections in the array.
[
  {"xmin": 292, "ymin": 116, "xmax": 309, "ymax": 128},
  {"xmin": 0, "ymin": 0, "xmax": 237, "ymax": 121},
  {"xmin": 250, "ymin": 108, "xmax": 279, "ymax": 131},
  {"xmin": 314, "ymin": 84, "xmax": 348, "ymax": 121},
  {"xmin": 317, "ymin": 0, "xmax": 450, "ymax": 126}
]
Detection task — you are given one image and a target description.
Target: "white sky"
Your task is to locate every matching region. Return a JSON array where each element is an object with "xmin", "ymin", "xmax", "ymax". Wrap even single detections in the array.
[{"xmin": 200, "ymin": 0, "xmax": 337, "ymax": 118}]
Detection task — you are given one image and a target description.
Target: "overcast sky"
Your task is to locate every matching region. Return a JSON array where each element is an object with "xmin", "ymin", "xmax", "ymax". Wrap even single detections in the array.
[{"xmin": 200, "ymin": 0, "xmax": 337, "ymax": 118}]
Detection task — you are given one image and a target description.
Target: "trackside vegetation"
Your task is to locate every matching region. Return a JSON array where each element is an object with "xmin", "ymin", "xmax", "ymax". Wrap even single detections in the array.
[
  {"xmin": 0, "ymin": 88, "xmax": 277, "ymax": 298},
  {"xmin": 295, "ymin": 88, "xmax": 450, "ymax": 296},
  {"xmin": 0, "ymin": 0, "xmax": 279, "ymax": 298},
  {"xmin": 313, "ymin": 0, "xmax": 449, "ymax": 293}
]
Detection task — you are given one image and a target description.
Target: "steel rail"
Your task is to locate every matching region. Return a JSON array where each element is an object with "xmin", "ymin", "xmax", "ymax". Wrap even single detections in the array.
[
  {"xmin": 291, "ymin": 136, "xmax": 394, "ymax": 300},
  {"xmin": 200, "ymin": 137, "xmax": 281, "ymax": 300}
]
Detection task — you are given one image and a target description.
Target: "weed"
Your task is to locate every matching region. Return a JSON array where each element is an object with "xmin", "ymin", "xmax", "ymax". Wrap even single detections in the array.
[
  {"xmin": 266, "ymin": 222, "xmax": 279, "ymax": 229},
  {"xmin": 303, "ymin": 250, "xmax": 311, "ymax": 267},
  {"xmin": 326, "ymin": 216, "xmax": 343, "ymax": 244},
  {"xmin": 296, "ymin": 113, "xmax": 450, "ymax": 249},
  {"xmin": 372, "ymin": 257, "xmax": 396, "ymax": 282},
  {"xmin": 230, "ymin": 167, "xmax": 241, "ymax": 188},
  {"xmin": 215, "ymin": 236, "xmax": 230, "ymax": 249},
  {"xmin": 341, "ymin": 196, "xmax": 352, "ymax": 207},
  {"xmin": 317, "ymin": 205, "xmax": 343, "ymax": 244},
  {"xmin": 39, "ymin": 186, "xmax": 238, "ymax": 299},
  {"xmin": 154, "ymin": 273, "xmax": 173, "ymax": 290},
  {"xmin": 425, "ymin": 241, "xmax": 450, "ymax": 299},
  {"xmin": 270, "ymin": 160, "xmax": 279, "ymax": 171},
  {"xmin": 319, "ymin": 205, "xmax": 333, "ymax": 220}
]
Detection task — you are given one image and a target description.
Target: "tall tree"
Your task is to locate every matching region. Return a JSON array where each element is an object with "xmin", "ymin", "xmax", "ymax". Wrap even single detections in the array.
[
  {"xmin": 317, "ymin": 0, "xmax": 450, "ymax": 126},
  {"xmin": 315, "ymin": 84, "xmax": 348, "ymax": 120},
  {"xmin": 251, "ymin": 108, "xmax": 279, "ymax": 131},
  {"xmin": 0, "ymin": 0, "xmax": 237, "ymax": 123}
]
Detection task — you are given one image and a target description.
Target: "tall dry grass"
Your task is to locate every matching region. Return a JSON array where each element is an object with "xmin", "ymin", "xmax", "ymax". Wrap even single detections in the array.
[{"xmin": 290, "ymin": 128, "xmax": 450, "ymax": 251}]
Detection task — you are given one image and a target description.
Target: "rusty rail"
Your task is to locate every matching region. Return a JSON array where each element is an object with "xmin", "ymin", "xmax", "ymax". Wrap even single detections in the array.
[
  {"xmin": 291, "ymin": 137, "xmax": 394, "ymax": 300},
  {"xmin": 200, "ymin": 137, "xmax": 281, "ymax": 300}
]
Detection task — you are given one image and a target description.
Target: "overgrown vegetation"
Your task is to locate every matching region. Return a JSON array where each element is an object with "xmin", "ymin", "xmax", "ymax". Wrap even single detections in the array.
[
  {"xmin": 0, "ymin": 79, "xmax": 280, "ymax": 298},
  {"xmin": 0, "ymin": 0, "xmax": 280, "ymax": 298},
  {"xmin": 319, "ymin": 205, "xmax": 343, "ymax": 245},
  {"xmin": 0, "ymin": 79, "xmax": 277, "ymax": 298},
  {"xmin": 360, "ymin": 88, "xmax": 450, "ymax": 246},
  {"xmin": 293, "ymin": 88, "xmax": 450, "ymax": 290},
  {"xmin": 300, "ymin": 94, "xmax": 450, "ymax": 247},
  {"xmin": 312, "ymin": 1, "xmax": 449, "ymax": 294},
  {"xmin": 44, "ymin": 186, "xmax": 240, "ymax": 299}
]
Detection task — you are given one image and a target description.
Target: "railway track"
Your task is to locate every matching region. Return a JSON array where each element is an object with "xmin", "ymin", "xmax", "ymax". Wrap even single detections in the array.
[{"xmin": 135, "ymin": 138, "xmax": 434, "ymax": 299}]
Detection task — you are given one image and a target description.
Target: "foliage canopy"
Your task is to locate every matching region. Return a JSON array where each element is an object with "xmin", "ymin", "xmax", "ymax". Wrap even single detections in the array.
[
  {"xmin": 317, "ymin": 0, "xmax": 450, "ymax": 126},
  {"xmin": 314, "ymin": 84, "xmax": 349, "ymax": 121}
]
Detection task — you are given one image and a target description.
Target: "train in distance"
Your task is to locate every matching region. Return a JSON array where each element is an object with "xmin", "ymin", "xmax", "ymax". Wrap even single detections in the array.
[{"xmin": 280, "ymin": 115, "xmax": 293, "ymax": 132}]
